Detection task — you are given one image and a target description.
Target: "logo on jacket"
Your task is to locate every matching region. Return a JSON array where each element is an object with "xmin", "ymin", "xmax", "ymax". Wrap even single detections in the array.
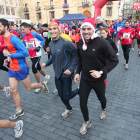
[{"xmin": 92, "ymin": 49, "xmax": 96, "ymax": 51}]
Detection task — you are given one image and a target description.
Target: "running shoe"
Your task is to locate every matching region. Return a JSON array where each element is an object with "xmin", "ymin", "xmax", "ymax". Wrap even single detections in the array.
[
  {"xmin": 10, "ymin": 109, "xmax": 24, "ymax": 120},
  {"xmin": 42, "ymin": 81, "xmax": 49, "ymax": 93},
  {"xmin": 100, "ymin": 109, "xmax": 106, "ymax": 120},
  {"xmin": 139, "ymin": 52, "xmax": 140, "ymax": 56},
  {"xmin": 44, "ymin": 75, "xmax": 50, "ymax": 82},
  {"xmin": 61, "ymin": 109, "xmax": 73, "ymax": 118},
  {"xmin": 44, "ymin": 52, "xmax": 48, "ymax": 55},
  {"xmin": 80, "ymin": 120, "xmax": 92, "ymax": 135},
  {"xmin": 132, "ymin": 48, "xmax": 134, "ymax": 51},
  {"xmin": 52, "ymin": 89, "xmax": 58, "ymax": 94},
  {"xmin": 4, "ymin": 87, "xmax": 11, "ymax": 98},
  {"xmin": 28, "ymin": 58, "xmax": 31, "ymax": 61},
  {"xmin": 125, "ymin": 64, "xmax": 128, "ymax": 69},
  {"xmin": 14, "ymin": 120, "xmax": 23, "ymax": 138},
  {"xmin": 35, "ymin": 88, "xmax": 41, "ymax": 93},
  {"xmin": 116, "ymin": 52, "xmax": 119, "ymax": 57}
]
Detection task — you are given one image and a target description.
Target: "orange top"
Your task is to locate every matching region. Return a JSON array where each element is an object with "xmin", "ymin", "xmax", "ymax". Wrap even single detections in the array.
[{"xmin": 70, "ymin": 33, "xmax": 79, "ymax": 43}]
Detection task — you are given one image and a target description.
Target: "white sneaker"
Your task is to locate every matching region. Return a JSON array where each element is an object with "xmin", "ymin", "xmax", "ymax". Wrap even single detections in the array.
[
  {"xmin": 124, "ymin": 60, "xmax": 126, "ymax": 65},
  {"xmin": 100, "ymin": 109, "xmax": 106, "ymax": 120},
  {"xmin": 132, "ymin": 48, "xmax": 134, "ymax": 51},
  {"xmin": 52, "ymin": 89, "xmax": 58, "ymax": 94},
  {"xmin": 4, "ymin": 87, "xmax": 11, "ymax": 98},
  {"xmin": 14, "ymin": 120, "xmax": 23, "ymax": 138},
  {"xmin": 139, "ymin": 52, "xmax": 140, "ymax": 56},
  {"xmin": 116, "ymin": 52, "xmax": 119, "ymax": 57},
  {"xmin": 61, "ymin": 109, "xmax": 73, "ymax": 118},
  {"xmin": 28, "ymin": 58, "xmax": 30, "ymax": 61},
  {"xmin": 44, "ymin": 52, "xmax": 48, "ymax": 55},
  {"xmin": 35, "ymin": 88, "xmax": 41, "ymax": 93},
  {"xmin": 44, "ymin": 75, "xmax": 50, "ymax": 82},
  {"xmin": 80, "ymin": 120, "xmax": 92, "ymax": 135},
  {"xmin": 42, "ymin": 81, "xmax": 49, "ymax": 93},
  {"xmin": 125, "ymin": 64, "xmax": 128, "ymax": 69}
]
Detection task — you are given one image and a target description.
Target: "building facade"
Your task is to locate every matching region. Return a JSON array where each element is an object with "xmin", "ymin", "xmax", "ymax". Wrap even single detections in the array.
[
  {"xmin": 19, "ymin": 0, "xmax": 120, "ymax": 24},
  {"xmin": 0, "ymin": 0, "xmax": 21, "ymax": 25}
]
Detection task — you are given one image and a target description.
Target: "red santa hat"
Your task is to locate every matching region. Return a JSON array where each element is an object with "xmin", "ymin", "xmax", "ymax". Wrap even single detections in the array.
[
  {"xmin": 80, "ymin": 18, "xmax": 98, "ymax": 51},
  {"xmin": 48, "ymin": 20, "xmax": 60, "ymax": 29}
]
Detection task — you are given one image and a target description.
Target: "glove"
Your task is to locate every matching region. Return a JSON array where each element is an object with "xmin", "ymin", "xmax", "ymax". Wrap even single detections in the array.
[{"xmin": 35, "ymin": 46, "xmax": 41, "ymax": 52}]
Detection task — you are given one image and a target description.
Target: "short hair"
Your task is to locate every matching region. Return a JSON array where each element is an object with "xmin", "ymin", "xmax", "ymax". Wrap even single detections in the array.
[
  {"xmin": 14, "ymin": 24, "xmax": 18, "ymax": 27},
  {"xmin": 0, "ymin": 18, "xmax": 9, "ymax": 29},
  {"xmin": 20, "ymin": 22, "xmax": 30, "ymax": 28},
  {"xmin": 134, "ymin": 21, "xmax": 137, "ymax": 23},
  {"xmin": 100, "ymin": 26, "xmax": 109, "ymax": 33}
]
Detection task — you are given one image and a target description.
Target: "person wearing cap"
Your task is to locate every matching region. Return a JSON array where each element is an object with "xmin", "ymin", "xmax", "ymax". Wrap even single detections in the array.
[
  {"xmin": 42, "ymin": 20, "xmax": 79, "ymax": 118},
  {"xmin": 70, "ymin": 26, "xmax": 79, "ymax": 47},
  {"xmin": 41, "ymin": 23, "xmax": 52, "ymax": 58},
  {"xmin": 74, "ymin": 18, "xmax": 118, "ymax": 135},
  {"xmin": 95, "ymin": 15, "xmax": 108, "ymax": 36},
  {"xmin": 117, "ymin": 21, "xmax": 135, "ymax": 69}
]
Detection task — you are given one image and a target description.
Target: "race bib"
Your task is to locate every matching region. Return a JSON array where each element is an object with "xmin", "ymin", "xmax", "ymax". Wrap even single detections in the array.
[
  {"xmin": 123, "ymin": 33, "xmax": 130, "ymax": 39},
  {"xmin": 117, "ymin": 27, "xmax": 122, "ymax": 32},
  {"xmin": 26, "ymin": 42, "xmax": 35, "ymax": 48},
  {"xmin": 65, "ymin": 28, "xmax": 68, "ymax": 31},
  {"xmin": 139, "ymin": 31, "xmax": 140, "ymax": 35},
  {"xmin": 43, "ymin": 32, "xmax": 48, "ymax": 37}
]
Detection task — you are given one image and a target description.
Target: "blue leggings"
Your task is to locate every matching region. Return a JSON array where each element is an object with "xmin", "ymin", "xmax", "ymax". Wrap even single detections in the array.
[{"xmin": 55, "ymin": 76, "xmax": 79, "ymax": 110}]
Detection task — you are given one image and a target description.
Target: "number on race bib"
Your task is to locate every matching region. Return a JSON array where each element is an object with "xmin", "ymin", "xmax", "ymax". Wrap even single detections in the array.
[
  {"xmin": 43, "ymin": 32, "xmax": 48, "ymax": 37},
  {"xmin": 26, "ymin": 42, "xmax": 35, "ymax": 48},
  {"xmin": 123, "ymin": 33, "xmax": 130, "ymax": 39}
]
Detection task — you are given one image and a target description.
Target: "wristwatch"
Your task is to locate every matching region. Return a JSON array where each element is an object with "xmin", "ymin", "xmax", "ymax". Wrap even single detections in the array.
[{"xmin": 99, "ymin": 71, "xmax": 103, "ymax": 75}]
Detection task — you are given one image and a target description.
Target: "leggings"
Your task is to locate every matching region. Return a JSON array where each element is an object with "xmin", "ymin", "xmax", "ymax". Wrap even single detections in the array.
[
  {"xmin": 31, "ymin": 57, "xmax": 41, "ymax": 74},
  {"xmin": 55, "ymin": 76, "xmax": 79, "ymax": 110},
  {"xmin": 0, "ymin": 59, "xmax": 8, "ymax": 72},
  {"xmin": 79, "ymin": 79, "xmax": 106, "ymax": 122},
  {"xmin": 121, "ymin": 44, "xmax": 131, "ymax": 64}
]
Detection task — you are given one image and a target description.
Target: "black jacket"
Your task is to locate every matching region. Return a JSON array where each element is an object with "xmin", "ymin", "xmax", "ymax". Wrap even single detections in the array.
[
  {"xmin": 76, "ymin": 37, "xmax": 119, "ymax": 81},
  {"xmin": 105, "ymin": 35, "xmax": 118, "ymax": 53}
]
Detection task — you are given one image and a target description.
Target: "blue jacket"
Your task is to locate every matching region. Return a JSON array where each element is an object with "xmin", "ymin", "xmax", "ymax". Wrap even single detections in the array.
[{"xmin": 114, "ymin": 22, "xmax": 125, "ymax": 35}]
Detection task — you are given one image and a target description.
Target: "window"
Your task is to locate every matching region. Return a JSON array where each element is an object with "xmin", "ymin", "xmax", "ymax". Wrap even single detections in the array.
[
  {"xmin": 6, "ymin": 7, "xmax": 10, "ymax": 15},
  {"xmin": 50, "ymin": 11, "xmax": 55, "ymax": 20},
  {"xmin": 25, "ymin": 3, "xmax": 28, "ymax": 8},
  {"xmin": 50, "ymin": 0, "xmax": 53, "ymax": 6},
  {"xmin": 63, "ymin": 10, "xmax": 69, "ymax": 15},
  {"xmin": 11, "ymin": 8, "xmax": 15, "ymax": 15},
  {"xmin": 0, "ymin": 6, "xmax": 4, "ymax": 14},
  {"xmin": 37, "ymin": 2, "xmax": 40, "ymax": 7},
  {"xmin": 25, "ymin": 14, "xmax": 29, "ymax": 19},
  {"xmin": 107, "ymin": 7, "xmax": 112, "ymax": 16},
  {"xmin": 64, "ymin": 0, "xmax": 67, "ymax": 4},
  {"xmin": 37, "ymin": 13, "xmax": 42, "ymax": 19}
]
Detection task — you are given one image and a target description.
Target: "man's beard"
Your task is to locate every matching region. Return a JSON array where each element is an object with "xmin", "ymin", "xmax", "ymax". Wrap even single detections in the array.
[
  {"xmin": 125, "ymin": 26, "xmax": 129, "ymax": 28},
  {"xmin": 0, "ymin": 29, "xmax": 5, "ymax": 35}
]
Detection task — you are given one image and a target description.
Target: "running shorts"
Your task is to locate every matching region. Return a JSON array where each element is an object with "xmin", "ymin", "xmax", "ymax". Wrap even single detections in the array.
[
  {"xmin": 9, "ymin": 67, "xmax": 29, "ymax": 80},
  {"xmin": 137, "ymin": 39, "xmax": 140, "ymax": 45}
]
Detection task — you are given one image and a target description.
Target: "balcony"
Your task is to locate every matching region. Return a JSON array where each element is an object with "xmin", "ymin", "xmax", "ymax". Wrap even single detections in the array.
[
  {"xmin": 24, "ymin": 8, "xmax": 29, "ymax": 12},
  {"xmin": 49, "ymin": 5, "xmax": 54, "ymax": 9},
  {"xmin": 63, "ymin": 3, "xmax": 69, "ymax": 8},
  {"xmin": 106, "ymin": 2, "xmax": 113, "ymax": 5},
  {"xmin": 82, "ymin": 1, "xmax": 90, "ymax": 7},
  {"xmin": 35, "ymin": 6, "xmax": 41, "ymax": 11}
]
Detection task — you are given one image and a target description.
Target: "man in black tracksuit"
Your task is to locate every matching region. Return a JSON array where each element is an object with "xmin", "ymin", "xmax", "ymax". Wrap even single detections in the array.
[{"xmin": 74, "ymin": 18, "xmax": 119, "ymax": 135}]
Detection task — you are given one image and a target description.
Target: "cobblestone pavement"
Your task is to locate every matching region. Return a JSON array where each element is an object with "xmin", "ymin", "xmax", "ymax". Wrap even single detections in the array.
[{"xmin": 0, "ymin": 47, "xmax": 140, "ymax": 140}]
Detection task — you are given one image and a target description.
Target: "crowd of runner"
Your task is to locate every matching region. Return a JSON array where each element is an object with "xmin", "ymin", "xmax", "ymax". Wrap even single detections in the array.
[{"xmin": 0, "ymin": 15, "xmax": 140, "ymax": 138}]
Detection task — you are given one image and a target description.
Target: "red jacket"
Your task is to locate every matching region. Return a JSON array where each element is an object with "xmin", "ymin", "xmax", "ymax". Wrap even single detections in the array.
[
  {"xmin": 135, "ymin": 27, "xmax": 140, "ymax": 39},
  {"xmin": 0, "ymin": 35, "xmax": 5, "ymax": 51},
  {"xmin": 108, "ymin": 27, "xmax": 114, "ymax": 37},
  {"xmin": 117, "ymin": 27, "xmax": 135, "ymax": 44}
]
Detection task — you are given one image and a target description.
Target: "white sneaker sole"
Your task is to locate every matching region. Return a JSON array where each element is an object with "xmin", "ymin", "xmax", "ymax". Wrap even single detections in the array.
[
  {"xmin": 61, "ymin": 110, "xmax": 73, "ymax": 118},
  {"xmin": 80, "ymin": 122, "xmax": 92, "ymax": 135}
]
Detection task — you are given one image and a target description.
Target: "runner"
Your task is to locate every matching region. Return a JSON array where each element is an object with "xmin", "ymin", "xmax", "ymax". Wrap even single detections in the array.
[
  {"xmin": 114, "ymin": 17, "xmax": 124, "ymax": 56},
  {"xmin": 74, "ymin": 18, "xmax": 118, "ymax": 135},
  {"xmin": 0, "ymin": 120, "xmax": 23, "ymax": 138},
  {"xmin": 135, "ymin": 24, "xmax": 140, "ymax": 55},
  {"xmin": 1, "ymin": 19, "xmax": 47, "ymax": 120},
  {"xmin": 117, "ymin": 21, "xmax": 135, "ymax": 69},
  {"xmin": 42, "ymin": 20, "xmax": 79, "ymax": 118},
  {"xmin": 20, "ymin": 22, "xmax": 50, "ymax": 93},
  {"xmin": 131, "ymin": 21, "xmax": 138, "ymax": 51}
]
